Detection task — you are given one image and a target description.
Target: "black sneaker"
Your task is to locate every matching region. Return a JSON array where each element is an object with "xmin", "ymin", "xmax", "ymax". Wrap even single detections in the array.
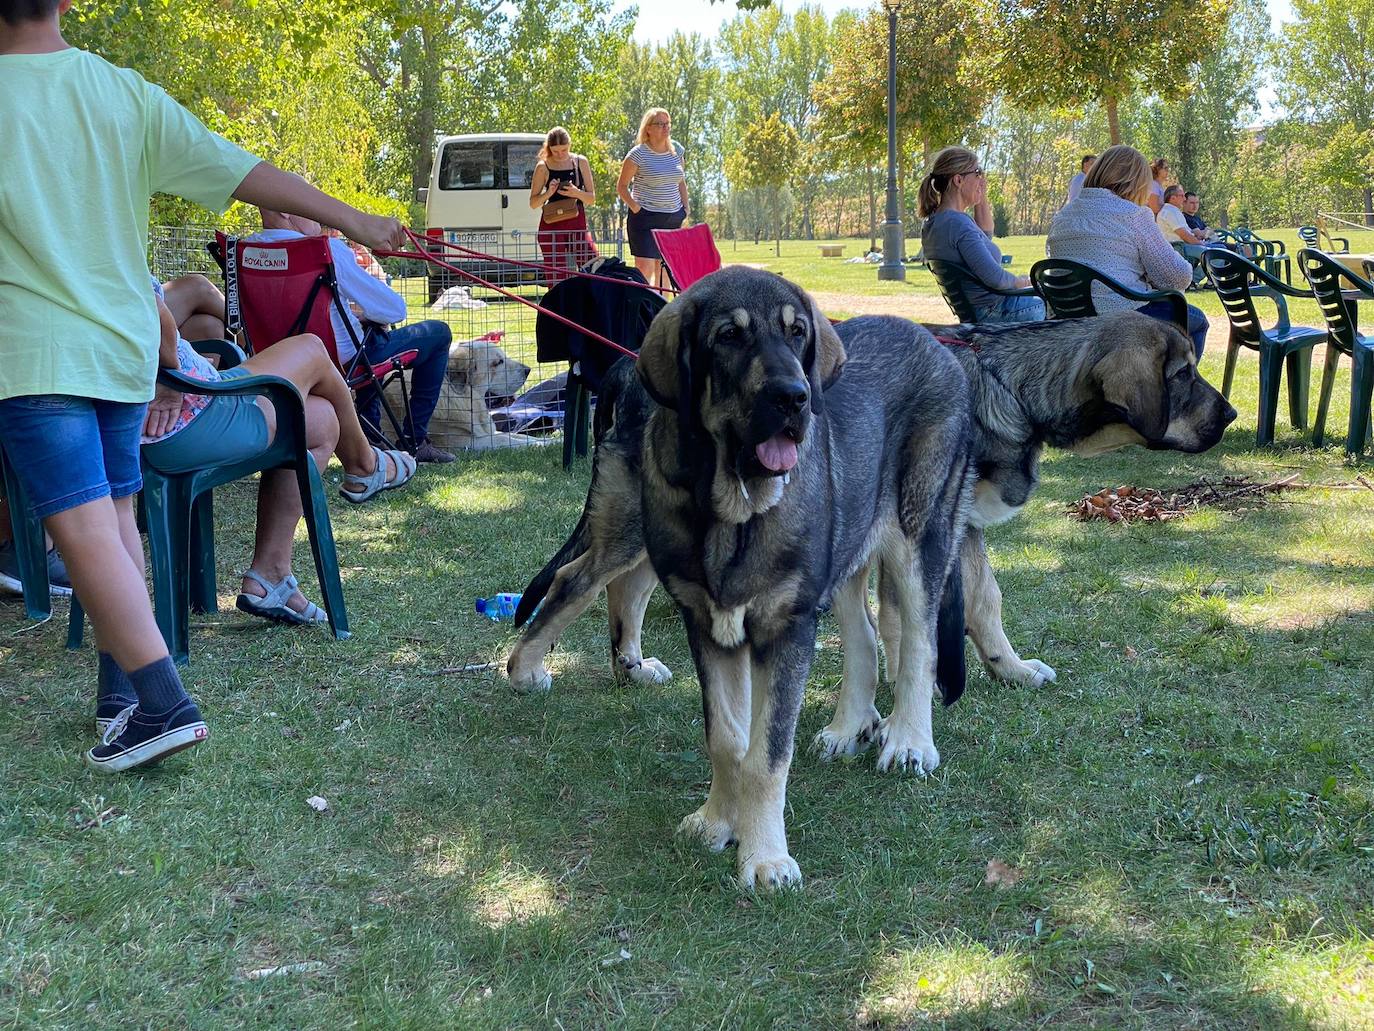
[
  {"xmin": 96, "ymin": 695, "xmax": 138, "ymax": 736},
  {"xmin": 85, "ymin": 701, "xmax": 208, "ymax": 773}
]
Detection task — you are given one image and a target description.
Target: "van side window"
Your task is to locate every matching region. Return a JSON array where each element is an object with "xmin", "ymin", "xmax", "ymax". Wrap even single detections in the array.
[
  {"xmin": 505, "ymin": 143, "xmax": 541, "ymax": 190},
  {"xmin": 438, "ymin": 142, "xmax": 497, "ymax": 191}
]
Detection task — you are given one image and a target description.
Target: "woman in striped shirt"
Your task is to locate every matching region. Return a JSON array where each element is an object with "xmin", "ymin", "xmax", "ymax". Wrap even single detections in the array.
[{"xmin": 616, "ymin": 107, "xmax": 687, "ymax": 287}]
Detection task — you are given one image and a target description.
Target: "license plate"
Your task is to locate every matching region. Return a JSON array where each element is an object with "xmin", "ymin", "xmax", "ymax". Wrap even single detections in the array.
[{"xmin": 446, "ymin": 230, "xmax": 498, "ymax": 245}]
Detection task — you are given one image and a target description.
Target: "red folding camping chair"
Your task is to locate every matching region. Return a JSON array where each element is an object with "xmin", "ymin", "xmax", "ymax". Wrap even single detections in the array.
[
  {"xmin": 652, "ymin": 224, "xmax": 723, "ymax": 292},
  {"xmin": 211, "ymin": 232, "xmax": 418, "ymax": 452}
]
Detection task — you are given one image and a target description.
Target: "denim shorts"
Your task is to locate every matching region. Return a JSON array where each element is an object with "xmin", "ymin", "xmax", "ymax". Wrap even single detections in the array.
[
  {"xmin": 0, "ymin": 395, "xmax": 148, "ymax": 520},
  {"xmin": 141, "ymin": 367, "xmax": 270, "ymax": 475}
]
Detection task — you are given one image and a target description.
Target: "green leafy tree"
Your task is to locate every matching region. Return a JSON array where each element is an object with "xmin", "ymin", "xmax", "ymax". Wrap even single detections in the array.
[
  {"xmin": 995, "ymin": 0, "xmax": 1231, "ymax": 144},
  {"xmin": 725, "ymin": 113, "xmax": 801, "ymax": 255},
  {"xmin": 1273, "ymin": 0, "xmax": 1374, "ymax": 218}
]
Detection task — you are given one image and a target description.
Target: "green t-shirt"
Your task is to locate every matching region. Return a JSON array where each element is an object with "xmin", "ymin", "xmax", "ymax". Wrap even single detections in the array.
[{"xmin": 0, "ymin": 48, "xmax": 261, "ymax": 403}]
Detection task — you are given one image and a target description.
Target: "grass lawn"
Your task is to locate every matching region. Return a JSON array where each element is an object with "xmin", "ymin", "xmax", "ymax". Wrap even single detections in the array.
[{"xmin": 3, "ymin": 254, "xmax": 1374, "ymax": 1028}]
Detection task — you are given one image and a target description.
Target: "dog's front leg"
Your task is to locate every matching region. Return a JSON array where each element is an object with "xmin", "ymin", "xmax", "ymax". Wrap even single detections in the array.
[
  {"xmin": 962, "ymin": 529, "xmax": 1056, "ymax": 687},
  {"xmin": 677, "ymin": 618, "xmax": 749, "ymax": 853},
  {"xmin": 734, "ymin": 626, "xmax": 812, "ymax": 890},
  {"xmin": 874, "ymin": 563, "xmax": 941, "ymax": 775},
  {"xmin": 605, "ymin": 558, "xmax": 672, "ymax": 686},
  {"xmin": 814, "ymin": 567, "xmax": 881, "ymax": 761}
]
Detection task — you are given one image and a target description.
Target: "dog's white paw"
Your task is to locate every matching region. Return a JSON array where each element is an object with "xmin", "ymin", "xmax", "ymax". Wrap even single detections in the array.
[
  {"xmin": 619, "ymin": 655, "xmax": 672, "ymax": 685},
  {"xmin": 509, "ymin": 667, "xmax": 553, "ymax": 695},
  {"xmin": 678, "ymin": 805, "xmax": 736, "ymax": 852},
  {"xmin": 874, "ymin": 717, "xmax": 940, "ymax": 775},
  {"xmin": 1021, "ymin": 658, "xmax": 1057, "ymax": 686},
  {"xmin": 811, "ymin": 708, "xmax": 881, "ymax": 762},
  {"xmin": 737, "ymin": 852, "xmax": 802, "ymax": 892}
]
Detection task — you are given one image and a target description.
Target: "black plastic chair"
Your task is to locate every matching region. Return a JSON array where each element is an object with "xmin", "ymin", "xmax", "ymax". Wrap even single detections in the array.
[
  {"xmin": 1028, "ymin": 258, "xmax": 1188, "ymax": 330},
  {"xmin": 927, "ymin": 258, "xmax": 1036, "ymax": 324},
  {"xmin": 1295, "ymin": 249, "xmax": 1374, "ymax": 456},
  {"xmin": 1200, "ymin": 247, "xmax": 1324, "ymax": 446}
]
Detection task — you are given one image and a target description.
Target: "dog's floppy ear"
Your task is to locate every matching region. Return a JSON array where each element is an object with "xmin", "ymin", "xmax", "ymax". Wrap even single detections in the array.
[
  {"xmin": 636, "ymin": 296, "xmax": 694, "ymax": 411},
  {"xmin": 1093, "ymin": 322, "xmax": 1170, "ymax": 442},
  {"xmin": 448, "ymin": 343, "xmax": 475, "ymax": 390},
  {"xmin": 800, "ymin": 290, "xmax": 846, "ymax": 415}
]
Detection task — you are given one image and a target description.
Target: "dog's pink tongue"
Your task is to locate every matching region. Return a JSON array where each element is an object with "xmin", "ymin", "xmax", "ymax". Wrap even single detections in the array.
[{"xmin": 756, "ymin": 433, "xmax": 798, "ymax": 473}]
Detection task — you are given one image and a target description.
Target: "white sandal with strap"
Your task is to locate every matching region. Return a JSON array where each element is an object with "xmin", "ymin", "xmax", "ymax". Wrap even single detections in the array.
[{"xmin": 339, "ymin": 445, "xmax": 417, "ymax": 504}]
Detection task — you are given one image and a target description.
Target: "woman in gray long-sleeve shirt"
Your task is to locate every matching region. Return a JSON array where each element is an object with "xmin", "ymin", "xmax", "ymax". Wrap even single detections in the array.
[{"xmin": 918, "ymin": 146, "xmax": 1044, "ymax": 325}]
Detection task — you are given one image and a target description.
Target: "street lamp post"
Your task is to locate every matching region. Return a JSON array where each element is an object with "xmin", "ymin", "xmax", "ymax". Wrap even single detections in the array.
[{"xmin": 877, "ymin": 0, "xmax": 905, "ymax": 282}]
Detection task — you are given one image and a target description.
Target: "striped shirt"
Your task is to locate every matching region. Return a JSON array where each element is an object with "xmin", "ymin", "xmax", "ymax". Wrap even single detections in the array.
[{"xmin": 626, "ymin": 141, "xmax": 685, "ymax": 213}]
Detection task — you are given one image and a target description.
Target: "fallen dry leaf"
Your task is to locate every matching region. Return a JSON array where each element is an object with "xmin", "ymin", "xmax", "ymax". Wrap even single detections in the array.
[
  {"xmin": 239, "ymin": 961, "xmax": 326, "ymax": 980},
  {"xmin": 984, "ymin": 858, "xmax": 1024, "ymax": 890},
  {"xmin": 1124, "ymin": 645, "xmax": 1138, "ymax": 659}
]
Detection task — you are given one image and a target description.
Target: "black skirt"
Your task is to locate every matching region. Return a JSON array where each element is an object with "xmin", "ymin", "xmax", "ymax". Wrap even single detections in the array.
[{"xmin": 627, "ymin": 206, "xmax": 686, "ymax": 259}]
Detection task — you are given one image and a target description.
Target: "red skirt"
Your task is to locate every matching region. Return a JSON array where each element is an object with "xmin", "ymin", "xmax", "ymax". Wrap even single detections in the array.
[{"xmin": 538, "ymin": 207, "xmax": 599, "ymax": 283}]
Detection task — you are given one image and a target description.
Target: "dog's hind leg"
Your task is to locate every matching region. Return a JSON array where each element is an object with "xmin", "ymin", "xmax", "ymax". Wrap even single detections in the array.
[
  {"xmin": 962, "ymin": 529, "xmax": 1056, "ymax": 687},
  {"xmin": 506, "ymin": 546, "xmax": 645, "ymax": 694},
  {"xmin": 677, "ymin": 620, "xmax": 749, "ymax": 854},
  {"xmin": 606, "ymin": 558, "xmax": 671, "ymax": 686},
  {"xmin": 876, "ymin": 560, "xmax": 901, "ymax": 684},
  {"xmin": 813, "ymin": 567, "xmax": 881, "ymax": 761}
]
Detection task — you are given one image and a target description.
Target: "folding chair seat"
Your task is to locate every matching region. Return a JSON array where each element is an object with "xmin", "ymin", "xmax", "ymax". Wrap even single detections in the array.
[
  {"xmin": 141, "ymin": 339, "xmax": 349, "ymax": 665},
  {"xmin": 211, "ymin": 232, "xmax": 418, "ymax": 453},
  {"xmin": 652, "ymin": 224, "xmax": 723, "ymax": 292},
  {"xmin": 535, "ymin": 258, "xmax": 666, "ymax": 468}
]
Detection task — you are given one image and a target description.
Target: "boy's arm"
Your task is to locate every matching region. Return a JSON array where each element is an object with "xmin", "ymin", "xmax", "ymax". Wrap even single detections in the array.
[{"xmin": 232, "ymin": 163, "xmax": 406, "ymax": 253}]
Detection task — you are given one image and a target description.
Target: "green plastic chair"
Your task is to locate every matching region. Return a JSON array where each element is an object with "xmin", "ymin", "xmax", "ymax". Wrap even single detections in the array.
[
  {"xmin": 1295, "ymin": 249, "xmax": 1374, "ymax": 457},
  {"xmin": 0, "ymin": 448, "xmax": 85, "ymax": 648},
  {"xmin": 927, "ymin": 259, "xmax": 1036, "ymax": 324},
  {"xmin": 1233, "ymin": 227, "xmax": 1292, "ymax": 284},
  {"xmin": 143, "ymin": 340, "xmax": 349, "ymax": 664},
  {"xmin": 1297, "ymin": 224, "xmax": 1350, "ymax": 254},
  {"xmin": 1200, "ymin": 247, "xmax": 1324, "ymax": 446},
  {"xmin": 1028, "ymin": 258, "xmax": 1188, "ymax": 330}
]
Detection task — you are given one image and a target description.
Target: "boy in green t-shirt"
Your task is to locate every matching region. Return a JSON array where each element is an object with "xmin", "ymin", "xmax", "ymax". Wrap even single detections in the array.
[{"xmin": 0, "ymin": 0, "xmax": 408, "ymax": 772}]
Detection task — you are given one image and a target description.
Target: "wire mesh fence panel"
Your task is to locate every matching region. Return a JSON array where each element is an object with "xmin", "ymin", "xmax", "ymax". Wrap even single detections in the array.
[{"xmin": 149, "ymin": 224, "xmax": 632, "ymax": 453}]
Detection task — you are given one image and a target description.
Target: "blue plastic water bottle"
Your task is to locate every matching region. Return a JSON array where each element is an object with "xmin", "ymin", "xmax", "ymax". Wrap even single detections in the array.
[{"xmin": 475, "ymin": 593, "xmax": 521, "ymax": 621}]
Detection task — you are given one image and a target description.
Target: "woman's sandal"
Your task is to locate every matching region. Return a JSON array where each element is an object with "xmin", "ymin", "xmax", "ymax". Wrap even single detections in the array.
[
  {"xmin": 235, "ymin": 570, "xmax": 328, "ymax": 626},
  {"xmin": 339, "ymin": 445, "xmax": 417, "ymax": 504}
]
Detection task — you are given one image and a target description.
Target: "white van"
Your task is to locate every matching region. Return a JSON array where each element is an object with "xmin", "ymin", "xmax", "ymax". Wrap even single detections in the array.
[{"xmin": 420, "ymin": 133, "xmax": 545, "ymax": 300}]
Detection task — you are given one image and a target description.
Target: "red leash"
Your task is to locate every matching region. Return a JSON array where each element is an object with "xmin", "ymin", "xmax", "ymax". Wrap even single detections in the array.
[
  {"xmin": 374, "ymin": 228, "xmax": 641, "ymax": 361},
  {"xmin": 421, "ymin": 232, "xmax": 675, "ymax": 296},
  {"xmin": 934, "ymin": 334, "xmax": 980, "ymax": 353}
]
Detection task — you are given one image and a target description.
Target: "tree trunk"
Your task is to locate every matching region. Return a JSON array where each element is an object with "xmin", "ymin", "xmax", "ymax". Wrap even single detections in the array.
[
  {"xmin": 1105, "ymin": 97, "xmax": 1121, "ymax": 146},
  {"xmin": 1365, "ymin": 187, "xmax": 1373, "ymax": 227}
]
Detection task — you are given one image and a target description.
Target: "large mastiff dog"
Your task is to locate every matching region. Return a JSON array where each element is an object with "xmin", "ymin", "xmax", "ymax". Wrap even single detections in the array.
[
  {"xmin": 508, "ymin": 310, "xmax": 1234, "ymax": 702},
  {"xmin": 516, "ymin": 267, "xmax": 978, "ymax": 889}
]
